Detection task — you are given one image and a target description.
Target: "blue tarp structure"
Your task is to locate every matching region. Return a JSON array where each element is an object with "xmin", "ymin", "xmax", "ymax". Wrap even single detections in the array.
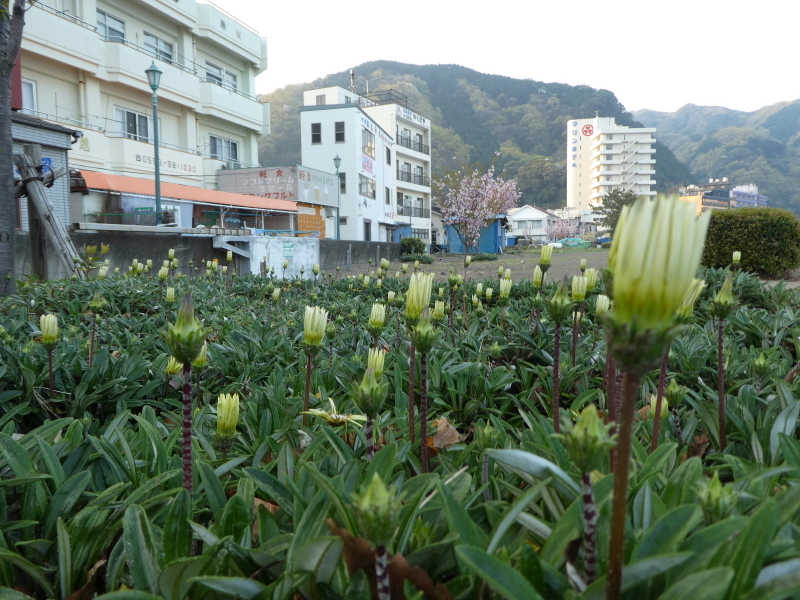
[
  {"xmin": 393, "ymin": 224, "xmax": 412, "ymax": 243},
  {"xmin": 445, "ymin": 217, "xmax": 507, "ymax": 254}
]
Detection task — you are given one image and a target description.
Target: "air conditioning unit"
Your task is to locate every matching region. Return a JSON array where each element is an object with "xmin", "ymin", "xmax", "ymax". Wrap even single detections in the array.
[{"xmin": 225, "ymin": 160, "xmax": 238, "ymax": 170}]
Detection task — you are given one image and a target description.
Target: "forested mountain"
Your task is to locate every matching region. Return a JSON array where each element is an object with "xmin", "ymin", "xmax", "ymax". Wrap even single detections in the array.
[
  {"xmin": 259, "ymin": 61, "xmax": 692, "ymax": 208},
  {"xmin": 635, "ymin": 101, "xmax": 800, "ymax": 212}
]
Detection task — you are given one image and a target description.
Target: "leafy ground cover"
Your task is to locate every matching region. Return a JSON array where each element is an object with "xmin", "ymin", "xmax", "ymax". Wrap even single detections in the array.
[{"xmin": 3, "ymin": 253, "xmax": 800, "ymax": 599}]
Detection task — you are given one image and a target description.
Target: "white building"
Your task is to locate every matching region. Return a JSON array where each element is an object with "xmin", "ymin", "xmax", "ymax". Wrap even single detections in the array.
[
  {"xmin": 566, "ymin": 117, "xmax": 656, "ymax": 210},
  {"xmin": 299, "ymin": 85, "xmax": 432, "ymax": 243},
  {"xmin": 18, "ymin": 0, "xmax": 292, "ymax": 227},
  {"xmin": 507, "ymin": 205, "xmax": 560, "ymax": 242}
]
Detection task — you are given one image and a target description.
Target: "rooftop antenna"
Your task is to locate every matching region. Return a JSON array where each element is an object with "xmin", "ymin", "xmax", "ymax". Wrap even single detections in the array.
[
  {"xmin": 349, "ymin": 69, "xmax": 355, "ymax": 94},
  {"xmin": 595, "ymin": 111, "xmax": 600, "ymax": 118}
]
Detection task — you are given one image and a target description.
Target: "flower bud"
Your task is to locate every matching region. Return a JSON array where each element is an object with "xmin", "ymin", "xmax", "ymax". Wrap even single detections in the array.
[
  {"xmin": 146, "ymin": 259, "xmax": 153, "ymax": 269},
  {"xmin": 533, "ymin": 265, "xmax": 543, "ymax": 289},
  {"xmin": 303, "ymin": 306, "xmax": 329, "ymax": 347},
  {"xmin": 649, "ymin": 393, "xmax": 669, "ymax": 420},
  {"xmin": 585, "ymin": 268, "xmax": 598, "ymax": 292},
  {"xmin": 595, "ymin": 294, "xmax": 611, "ymax": 317},
  {"xmin": 572, "ymin": 276, "xmax": 587, "ymax": 302},
  {"xmin": 192, "ymin": 342, "xmax": 208, "ymax": 369},
  {"xmin": 665, "ymin": 378, "xmax": 685, "ymax": 406},
  {"xmin": 283, "ymin": 259, "xmax": 289, "ymax": 269},
  {"xmin": 165, "ymin": 356, "xmax": 182, "ymax": 375},
  {"xmin": 89, "ymin": 291, "xmax": 107, "ymax": 311},
  {"xmin": 485, "ymin": 287, "xmax": 493, "ymax": 300},
  {"xmin": 168, "ymin": 248, "xmax": 175, "ymax": 259},
  {"xmin": 100, "ymin": 243, "xmax": 110, "ymax": 255},
  {"xmin": 367, "ymin": 347, "xmax": 385, "ymax": 379},
  {"xmin": 490, "ymin": 341, "xmax": 501, "ymax": 359},
  {"xmin": 222, "ymin": 266, "xmax": 228, "ymax": 274},
  {"xmin": 498, "ymin": 265, "xmax": 504, "ymax": 277},
  {"xmin": 472, "ymin": 294, "xmax": 479, "ymax": 307},
  {"xmin": 40, "ymin": 313, "xmax": 59, "ymax": 346},
  {"xmin": 387, "ymin": 291, "xmax": 396, "ymax": 303},
  {"xmin": 432, "ymin": 300, "xmax": 446, "ymax": 322},
  {"xmin": 227, "ymin": 250, "xmax": 233, "ymax": 262},
  {"xmin": 216, "ymin": 393, "xmax": 240, "ymax": 439},
  {"xmin": 499, "ymin": 277, "xmax": 512, "ymax": 300},
  {"xmin": 166, "ymin": 287, "xmax": 176, "ymax": 303},
  {"xmin": 98, "ymin": 266, "xmax": 108, "ymax": 279},
  {"xmin": 162, "ymin": 293, "xmax": 209, "ymax": 364},
  {"xmin": 352, "ymin": 473, "xmax": 400, "ymax": 547},
  {"xmin": 410, "ymin": 308, "xmax": 438, "ymax": 353},
  {"xmin": 753, "ymin": 353, "xmax": 769, "ymax": 377},
  {"xmin": 580, "ymin": 258, "xmax": 587, "ymax": 273},
  {"xmin": 158, "ymin": 266, "xmax": 169, "ymax": 281},
  {"xmin": 438, "ymin": 287, "xmax": 445, "ymax": 298},
  {"xmin": 368, "ymin": 303, "xmax": 386, "ymax": 330},
  {"xmin": 405, "ymin": 272, "xmax": 434, "ymax": 325},
  {"xmin": 312, "ymin": 263, "xmax": 320, "ymax": 275},
  {"xmin": 676, "ymin": 278, "xmax": 706, "ymax": 321},
  {"xmin": 414, "ymin": 260, "xmax": 420, "ymax": 270},
  {"xmin": 504, "ymin": 268, "xmax": 511, "ymax": 280},
  {"xmin": 554, "ymin": 404, "xmax": 615, "ymax": 473},
  {"xmin": 732, "ymin": 251, "xmax": 741, "ymax": 265},
  {"xmin": 381, "ymin": 258, "xmax": 390, "ymax": 270},
  {"xmin": 540, "ymin": 245, "xmax": 553, "ymax": 269},
  {"xmin": 710, "ymin": 273, "xmax": 734, "ymax": 319},
  {"xmin": 548, "ymin": 279, "xmax": 572, "ymax": 323},
  {"xmin": 476, "ymin": 283, "xmax": 483, "ymax": 294},
  {"xmin": 402, "ymin": 263, "xmax": 408, "ymax": 274},
  {"xmin": 475, "ymin": 422, "xmax": 498, "ymax": 449},
  {"xmin": 363, "ymin": 275, "xmax": 370, "ymax": 287},
  {"xmin": 696, "ymin": 472, "xmax": 737, "ymax": 524},
  {"xmin": 465, "ymin": 255, "xmax": 472, "ymax": 266},
  {"xmin": 352, "ymin": 368, "xmax": 389, "ymax": 418}
]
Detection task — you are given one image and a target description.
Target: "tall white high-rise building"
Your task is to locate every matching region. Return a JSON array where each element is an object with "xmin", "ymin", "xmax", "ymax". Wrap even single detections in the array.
[{"xmin": 566, "ymin": 117, "xmax": 656, "ymax": 209}]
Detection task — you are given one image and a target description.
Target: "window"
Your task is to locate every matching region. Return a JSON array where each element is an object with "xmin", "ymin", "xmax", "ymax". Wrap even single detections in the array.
[
  {"xmin": 209, "ymin": 135, "xmax": 239, "ymax": 162},
  {"xmin": 316, "ymin": 94, "xmax": 326, "ymax": 105},
  {"xmin": 411, "ymin": 228, "xmax": 429, "ymax": 240},
  {"xmin": 335, "ymin": 121, "xmax": 345, "ymax": 143},
  {"xmin": 359, "ymin": 174, "xmax": 376, "ymax": 199},
  {"xmin": 385, "ymin": 187, "xmax": 390, "ymax": 204},
  {"xmin": 21, "ymin": 79, "xmax": 36, "ymax": 115},
  {"xmin": 386, "ymin": 147, "xmax": 391, "ymax": 165},
  {"xmin": 362, "ymin": 128, "xmax": 375, "ymax": 158},
  {"xmin": 97, "ymin": 9, "xmax": 124, "ymax": 41},
  {"xmin": 414, "ymin": 133, "xmax": 424, "ymax": 152},
  {"xmin": 114, "ymin": 107, "xmax": 150, "ymax": 142},
  {"xmin": 363, "ymin": 220, "xmax": 372, "ymax": 241},
  {"xmin": 339, "ymin": 217, "xmax": 348, "ymax": 225},
  {"xmin": 311, "ymin": 123, "xmax": 321, "ymax": 144},
  {"xmin": 144, "ymin": 32, "xmax": 173, "ymax": 62},
  {"xmin": 397, "ymin": 191, "xmax": 403, "ymax": 205},
  {"xmin": 205, "ymin": 62, "xmax": 237, "ymax": 91},
  {"xmin": 338, "ymin": 172, "xmax": 346, "ymax": 194},
  {"xmin": 345, "ymin": 96, "xmax": 352, "ymax": 104}
]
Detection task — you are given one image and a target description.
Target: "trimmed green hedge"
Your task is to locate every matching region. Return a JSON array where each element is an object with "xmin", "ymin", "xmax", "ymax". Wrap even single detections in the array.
[
  {"xmin": 471, "ymin": 253, "xmax": 499, "ymax": 261},
  {"xmin": 702, "ymin": 207, "xmax": 800, "ymax": 276},
  {"xmin": 400, "ymin": 254, "xmax": 433, "ymax": 264},
  {"xmin": 400, "ymin": 237, "xmax": 426, "ymax": 255}
]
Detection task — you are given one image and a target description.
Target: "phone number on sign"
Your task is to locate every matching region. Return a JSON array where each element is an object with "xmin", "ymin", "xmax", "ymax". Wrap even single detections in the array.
[{"xmin": 135, "ymin": 155, "xmax": 198, "ymax": 172}]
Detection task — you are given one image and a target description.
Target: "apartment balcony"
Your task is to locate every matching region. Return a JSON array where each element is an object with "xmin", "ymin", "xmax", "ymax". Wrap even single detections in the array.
[
  {"xmin": 105, "ymin": 135, "xmax": 204, "ymax": 185},
  {"xmin": 396, "ymin": 136, "xmax": 430, "ymax": 155},
  {"xmin": 396, "ymin": 170, "xmax": 430, "ymax": 187},
  {"xmin": 198, "ymin": 81, "xmax": 262, "ymax": 131},
  {"xmin": 103, "ymin": 39, "xmax": 200, "ymax": 106},
  {"xmin": 196, "ymin": 2, "xmax": 264, "ymax": 67},
  {"xmin": 397, "ymin": 205, "xmax": 431, "ymax": 219},
  {"xmin": 23, "ymin": 2, "xmax": 101, "ymax": 71}
]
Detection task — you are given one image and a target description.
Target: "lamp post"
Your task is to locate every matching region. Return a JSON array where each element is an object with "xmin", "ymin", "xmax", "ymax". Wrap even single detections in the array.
[
  {"xmin": 145, "ymin": 62, "xmax": 163, "ymax": 225},
  {"xmin": 333, "ymin": 154, "xmax": 341, "ymax": 240}
]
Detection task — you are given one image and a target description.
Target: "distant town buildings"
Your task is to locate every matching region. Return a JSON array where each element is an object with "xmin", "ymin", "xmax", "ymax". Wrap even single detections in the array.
[
  {"xmin": 507, "ymin": 205, "xmax": 560, "ymax": 242},
  {"xmin": 566, "ymin": 117, "xmax": 656, "ymax": 210},
  {"xmin": 18, "ymin": 0, "xmax": 293, "ymax": 230},
  {"xmin": 676, "ymin": 178, "xmax": 769, "ymax": 214},
  {"xmin": 299, "ymin": 84, "xmax": 432, "ymax": 243}
]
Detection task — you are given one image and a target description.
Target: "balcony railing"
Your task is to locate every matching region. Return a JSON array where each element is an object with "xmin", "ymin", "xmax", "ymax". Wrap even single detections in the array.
[
  {"xmin": 397, "ymin": 205, "xmax": 430, "ymax": 219},
  {"xmin": 396, "ymin": 170, "xmax": 430, "ymax": 186},
  {"xmin": 102, "ymin": 36, "xmax": 198, "ymax": 75},
  {"xmin": 397, "ymin": 136, "xmax": 430, "ymax": 155},
  {"xmin": 35, "ymin": 1, "xmax": 97, "ymax": 30}
]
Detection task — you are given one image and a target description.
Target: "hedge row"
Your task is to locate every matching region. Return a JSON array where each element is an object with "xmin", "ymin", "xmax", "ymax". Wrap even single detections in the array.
[{"xmin": 701, "ymin": 207, "xmax": 800, "ymax": 276}]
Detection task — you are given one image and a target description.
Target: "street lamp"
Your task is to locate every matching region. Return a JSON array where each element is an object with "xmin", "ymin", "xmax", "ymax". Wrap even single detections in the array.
[
  {"xmin": 145, "ymin": 62, "xmax": 163, "ymax": 225},
  {"xmin": 333, "ymin": 154, "xmax": 341, "ymax": 240}
]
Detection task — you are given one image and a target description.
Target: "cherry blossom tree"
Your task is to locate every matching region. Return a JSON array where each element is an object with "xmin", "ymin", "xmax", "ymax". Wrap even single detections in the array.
[
  {"xmin": 545, "ymin": 219, "xmax": 580, "ymax": 242},
  {"xmin": 434, "ymin": 163, "xmax": 521, "ymax": 259}
]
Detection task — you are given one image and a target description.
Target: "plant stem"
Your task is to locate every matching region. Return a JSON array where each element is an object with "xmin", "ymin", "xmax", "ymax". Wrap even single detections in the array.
[
  {"xmin": 48, "ymin": 349, "xmax": 54, "ymax": 397},
  {"xmin": 375, "ymin": 545, "xmax": 391, "ymax": 600},
  {"xmin": 408, "ymin": 343, "xmax": 416, "ymax": 444},
  {"xmin": 420, "ymin": 351, "xmax": 429, "ymax": 473},
  {"xmin": 718, "ymin": 318, "xmax": 726, "ymax": 449},
  {"xmin": 365, "ymin": 415, "xmax": 375, "ymax": 462},
  {"xmin": 553, "ymin": 321, "xmax": 562, "ymax": 433},
  {"xmin": 571, "ymin": 312, "xmax": 579, "ymax": 368},
  {"xmin": 582, "ymin": 471, "xmax": 599, "ymax": 584},
  {"xmin": 607, "ymin": 371, "xmax": 641, "ymax": 600},
  {"xmin": 671, "ymin": 406, "xmax": 682, "ymax": 444},
  {"xmin": 181, "ymin": 361, "xmax": 193, "ymax": 493},
  {"xmin": 303, "ymin": 352, "xmax": 313, "ymax": 427},
  {"xmin": 651, "ymin": 350, "xmax": 669, "ymax": 452},
  {"xmin": 88, "ymin": 317, "xmax": 96, "ymax": 368},
  {"xmin": 482, "ymin": 454, "xmax": 491, "ymax": 502}
]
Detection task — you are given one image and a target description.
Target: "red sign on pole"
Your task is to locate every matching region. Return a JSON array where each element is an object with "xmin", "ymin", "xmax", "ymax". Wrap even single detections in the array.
[{"xmin": 582, "ymin": 124, "xmax": 594, "ymax": 136}]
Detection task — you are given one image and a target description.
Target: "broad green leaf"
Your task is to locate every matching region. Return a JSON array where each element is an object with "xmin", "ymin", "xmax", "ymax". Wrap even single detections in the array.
[
  {"xmin": 583, "ymin": 553, "xmax": 693, "ymax": 600},
  {"xmin": 633, "ymin": 505, "xmax": 702, "ymax": 560},
  {"xmin": 455, "ymin": 545, "xmax": 543, "ymax": 600},
  {"xmin": 488, "ymin": 449, "xmax": 580, "ymax": 497},
  {"xmin": 243, "ymin": 467, "xmax": 295, "ymax": 517},
  {"xmin": 163, "ymin": 489, "xmax": 192, "ymax": 563},
  {"xmin": 635, "ymin": 442, "xmax": 678, "ymax": 489},
  {"xmin": 43, "ymin": 470, "xmax": 90, "ymax": 539},
  {"xmin": 219, "ymin": 493, "xmax": 251, "ymax": 544},
  {"xmin": 188, "ymin": 576, "xmax": 267, "ymax": 599},
  {"xmin": 440, "ymin": 482, "xmax": 487, "ymax": 549},
  {"xmin": 197, "ymin": 461, "xmax": 226, "ymax": 515},
  {"xmin": 770, "ymin": 401, "xmax": 800, "ymax": 463},
  {"xmin": 0, "ymin": 588, "xmax": 36, "ymax": 600},
  {"xmin": 658, "ymin": 567, "xmax": 734, "ymax": 600},
  {"xmin": 0, "ymin": 549, "xmax": 56, "ymax": 598},
  {"xmin": 742, "ymin": 562, "xmax": 800, "ymax": 600},
  {"xmin": 662, "ymin": 457, "xmax": 702, "ymax": 509},
  {"xmin": 122, "ymin": 505, "xmax": 163, "ymax": 594},
  {"xmin": 158, "ymin": 556, "xmax": 207, "ymax": 600},
  {"xmin": 487, "ymin": 481, "xmax": 546, "ymax": 553},
  {"xmin": 57, "ymin": 518, "xmax": 72, "ymax": 600}
]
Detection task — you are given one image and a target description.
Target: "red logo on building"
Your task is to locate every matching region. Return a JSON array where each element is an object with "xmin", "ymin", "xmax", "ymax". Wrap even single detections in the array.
[{"xmin": 582, "ymin": 124, "xmax": 594, "ymax": 136}]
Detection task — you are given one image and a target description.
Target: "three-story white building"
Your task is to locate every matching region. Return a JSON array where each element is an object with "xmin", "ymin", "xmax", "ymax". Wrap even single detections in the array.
[{"xmin": 19, "ymin": 0, "xmax": 294, "ymax": 228}]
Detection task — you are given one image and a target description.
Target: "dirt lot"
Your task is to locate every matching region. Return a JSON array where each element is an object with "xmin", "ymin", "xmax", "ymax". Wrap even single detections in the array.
[{"xmin": 349, "ymin": 247, "xmax": 610, "ymax": 283}]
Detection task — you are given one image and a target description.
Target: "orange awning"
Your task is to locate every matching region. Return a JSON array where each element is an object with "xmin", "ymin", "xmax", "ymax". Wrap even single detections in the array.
[{"xmin": 78, "ymin": 170, "xmax": 297, "ymax": 213}]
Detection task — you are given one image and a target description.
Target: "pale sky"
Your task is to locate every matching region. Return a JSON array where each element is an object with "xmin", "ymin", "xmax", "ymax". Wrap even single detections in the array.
[{"xmin": 219, "ymin": 0, "xmax": 796, "ymax": 115}]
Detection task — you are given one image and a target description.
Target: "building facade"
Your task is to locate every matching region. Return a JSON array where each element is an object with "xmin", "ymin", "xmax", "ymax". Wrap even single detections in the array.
[
  {"xmin": 299, "ymin": 85, "xmax": 432, "ymax": 243},
  {"xmin": 731, "ymin": 184, "xmax": 768, "ymax": 208},
  {"xmin": 20, "ymin": 0, "xmax": 280, "ymax": 226},
  {"xmin": 507, "ymin": 205, "xmax": 560, "ymax": 242},
  {"xmin": 566, "ymin": 117, "xmax": 656, "ymax": 210}
]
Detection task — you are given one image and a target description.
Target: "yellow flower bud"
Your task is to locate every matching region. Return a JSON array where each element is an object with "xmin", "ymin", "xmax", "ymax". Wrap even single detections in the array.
[
  {"xmin": 369, "ymin": 303, "xmax": 386, "ymax": 329},
  {"xmin": 303, "ymin": 306, "xmax": 329, "ymax": 347},
  {"xmin": 432, "ymin": 300, "xmax": 446, "ymax": 322},
  {"xmin": 732, "ymin": 251, "xmax": 741, "ymax": 265},
  {"xmin": 499, "ymin": 277, "xmax": 512, "ymax": 299},
  {"xmin": 595, "ymin": 294, "xmax": 611, "ymax": 317},
  {"xmin": 381, "ymin": 258, "xmax": 390, "ymax": 270},
  {"xmin": 162, "ymin": 293, "xmax": 209, "ymax": 364},
  {"xmin": 158, "ymin": 266, "xmax": 169, "ymax": 281},
  {"xmin": 216, "ymin": 393, "xmax": 240, "ymax": 439},
  {"xmin": 571, "ymin": 276, "xmax": 587, "ymax": 302},
  {"xmin": 40, "ymin": 313, "xmax": 59, "ymax": 345},
  {"xmin": 168, "ymin": 248, "xmax": 175, "ymax": 259},
  {"xmin": 387, "ymin": 291, "xmax": 396, "ymax": 303},
  {"xmin": 192, "ymin": 342, "xmax": 208, "ymax": 369},
  {"xmin": 485, "ymin": 287, "xmax": 493, "ymax": 300},
  {"xmin": 367, "ymin": 347, "xmax": 385, "ymax": 379},
  {"xmin": 580, "ymin": 258, "xmax": 587, "ymax": 272},
  {"xmin": 165, "ymin": 356, "xmax": 182, "ymax": 375},
  {"xmin": 465, "ymin": 255, "xmax": 472, "ymax": 266},
  {"xmin": 166, "ymin": 287, "xmax": 176, "ymax": 303},
  {"xmin": 540, "ymin": 244, "xmax": 553, "ymax": 267},
  {"xmin": 312, "ymin": 263, "xmax": 320, "ymax": 275},
  {"xmin": 533, "ymin": 265, "xmax": 543, "ymax": 288},
  {"xmin": 649, "ymin": 394, "xmax": 669, "ymax": 420},
  {"xmin": 405, "ymin": 272, "xmax": 434, "ymax": 324},
  {"xmin": 585, "ymin": 268, "xmax": 598, "ymax": 292},
  {"xmin": 226, "ymin": 250, "xmax": 233, "ymax": 262},
  {"xmin": 476, "ymin": 283, "xmax": 483, "ymax": 294}
]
